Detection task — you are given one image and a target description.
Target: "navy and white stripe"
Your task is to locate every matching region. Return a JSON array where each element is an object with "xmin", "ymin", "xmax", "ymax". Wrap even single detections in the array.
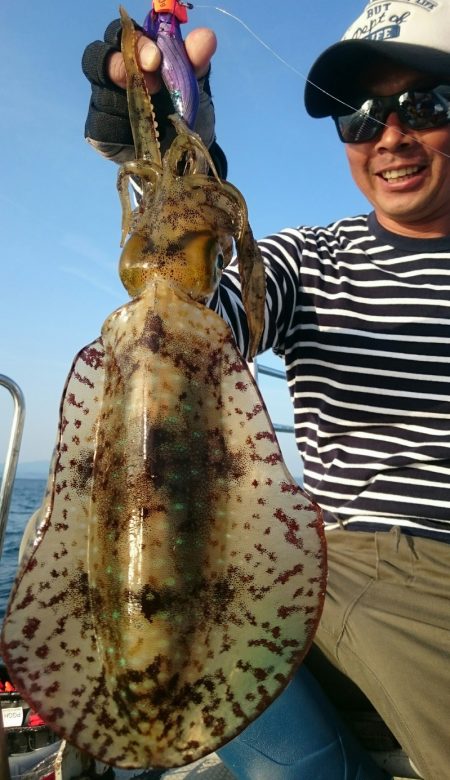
[{"xmin": 213, "ymin": 212, "xmax": 450, "ymax": 538}]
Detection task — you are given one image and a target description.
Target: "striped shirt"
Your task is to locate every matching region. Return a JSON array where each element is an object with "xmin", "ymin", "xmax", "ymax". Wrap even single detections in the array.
[{"xmin": 213, "ymin": 212, "xmax": 450, "ymax": 540}]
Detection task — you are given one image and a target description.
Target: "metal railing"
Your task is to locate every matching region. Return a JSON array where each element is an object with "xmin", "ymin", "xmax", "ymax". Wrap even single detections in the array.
[
  {"xmin": 0, "ymin": 375, "xmax": 25, "ymax": 780},
  {"xmin": 252, "ymin": 362, "xmax": 295, "ymax": 435},
  {"xmin": 0, "ymin": 376, "xmax": 25, "ymax": 560}
]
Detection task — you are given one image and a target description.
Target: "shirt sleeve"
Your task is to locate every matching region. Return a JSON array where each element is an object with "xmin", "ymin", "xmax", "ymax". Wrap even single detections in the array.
[{"xmin": 210, "ymin": 228, "xmax": 304, "ymax": 359}]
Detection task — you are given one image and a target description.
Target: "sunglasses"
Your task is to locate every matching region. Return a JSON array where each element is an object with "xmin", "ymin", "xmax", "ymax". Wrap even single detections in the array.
[{"xmin": 333, "ymin": 84, "xmax": 450, "ymax": 143}]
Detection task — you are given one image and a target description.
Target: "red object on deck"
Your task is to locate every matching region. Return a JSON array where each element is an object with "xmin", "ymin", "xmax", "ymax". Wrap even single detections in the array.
[{"xmin": 27, "ymin": 710, "xmax": 46, "ymax": 727}]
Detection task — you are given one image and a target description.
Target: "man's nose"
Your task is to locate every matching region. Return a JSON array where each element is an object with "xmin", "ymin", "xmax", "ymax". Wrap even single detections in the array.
[{"xmin": 375, "ymin": 111, "xmax": 415, "ymax": 150}]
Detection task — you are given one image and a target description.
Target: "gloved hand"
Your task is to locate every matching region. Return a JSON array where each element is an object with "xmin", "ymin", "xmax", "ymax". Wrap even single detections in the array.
[{"xmin": 81, "ymin": 17, "xmax": 227, "ymax": 178}]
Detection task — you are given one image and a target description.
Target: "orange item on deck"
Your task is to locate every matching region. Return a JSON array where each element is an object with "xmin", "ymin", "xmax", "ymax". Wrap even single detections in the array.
[{"xmin": 153, "ymin": 0, "xmax": 188, "ymax": 23}]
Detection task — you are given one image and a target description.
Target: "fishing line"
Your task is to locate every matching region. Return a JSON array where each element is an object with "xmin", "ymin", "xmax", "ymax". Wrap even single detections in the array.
[
  {"xmin": 195, "ymin": 5, "xmax": 310, "ymax": 81},
  {"xmin": 195, "ymin": 4, "xmax": 450, "ymax": 160}
]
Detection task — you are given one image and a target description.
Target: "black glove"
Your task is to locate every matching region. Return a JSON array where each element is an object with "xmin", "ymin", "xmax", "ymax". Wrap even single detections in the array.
[{"xmin": 81, "ymin": 19, "xmax": 227, "ymax": 178}]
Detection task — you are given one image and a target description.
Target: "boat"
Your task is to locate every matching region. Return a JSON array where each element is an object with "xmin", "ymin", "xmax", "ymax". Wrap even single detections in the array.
[{"xmin": 0, "ymin": 373, "xmax": 421, "ymax": 780}]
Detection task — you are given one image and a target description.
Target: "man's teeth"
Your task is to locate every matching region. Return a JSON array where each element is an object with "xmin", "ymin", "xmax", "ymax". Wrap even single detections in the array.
[{"xmin": 381, "ymin": 166, "xmax": 421, "ymax": 180}]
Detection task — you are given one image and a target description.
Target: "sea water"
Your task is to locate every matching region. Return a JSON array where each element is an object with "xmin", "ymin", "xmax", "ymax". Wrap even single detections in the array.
[{"xmin": 0, "ymin": 478, "xmax": 46, "ymax": 624}]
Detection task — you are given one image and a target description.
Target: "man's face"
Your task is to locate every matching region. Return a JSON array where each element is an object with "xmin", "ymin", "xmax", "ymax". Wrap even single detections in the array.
[{"xmin": 345, "ymin": 62, "xmax": 450, "ymax": 237}]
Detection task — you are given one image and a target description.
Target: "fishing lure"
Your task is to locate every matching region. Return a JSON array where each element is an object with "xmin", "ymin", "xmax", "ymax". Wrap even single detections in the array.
[
  {"xmin": 143, "ymin": 0, "xmax": 199, "ymax": 127},
  {"xmin": 1, "ymin": 6, "xmax": 326, "ymax": 770}
]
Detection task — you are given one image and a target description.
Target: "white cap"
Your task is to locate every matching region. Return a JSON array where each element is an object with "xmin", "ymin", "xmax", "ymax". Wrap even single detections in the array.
[{"xmin": 305, "ymin": 0, "xmax": 450, "ymax": 117}]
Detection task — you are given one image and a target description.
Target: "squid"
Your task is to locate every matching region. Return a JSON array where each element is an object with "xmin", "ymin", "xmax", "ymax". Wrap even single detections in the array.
[{"xmin": 1, "ymin": 7, "xmax": 326, "ymax": 770}]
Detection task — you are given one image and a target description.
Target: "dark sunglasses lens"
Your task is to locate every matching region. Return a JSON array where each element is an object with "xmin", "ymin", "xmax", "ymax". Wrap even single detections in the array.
[
  {"xmin": 335, "ymin": 98, "xmax": 383, "ymax": 143},
  {"xmin": 399, "ymin": 87, "xmax": 450, "ymax": 129}
]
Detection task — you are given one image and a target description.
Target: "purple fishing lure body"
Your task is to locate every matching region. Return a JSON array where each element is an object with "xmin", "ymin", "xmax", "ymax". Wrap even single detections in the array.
[{"xmin": 143, "ymin": 3, "xmax": 199, "ymax": 128}]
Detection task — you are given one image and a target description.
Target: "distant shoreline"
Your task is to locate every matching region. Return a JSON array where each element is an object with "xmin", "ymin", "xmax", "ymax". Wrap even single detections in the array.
[
  {"xmin": 15, "ymin": 474, "xmax": 48, "ymax": 480},
  {"xmin": 0, "ymin": 462, "xmax": 49, "ymax": 481}
]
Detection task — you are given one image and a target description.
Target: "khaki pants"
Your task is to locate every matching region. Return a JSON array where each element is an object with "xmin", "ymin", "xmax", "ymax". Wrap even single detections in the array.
[{"xmin": 314, "ymin": 527, "xmax": 450, "ymax": 780}]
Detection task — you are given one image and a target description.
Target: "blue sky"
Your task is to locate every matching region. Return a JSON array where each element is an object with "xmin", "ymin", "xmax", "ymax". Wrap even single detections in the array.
[{"xmin": 1, "ymin": 0, "xmax": 368, "ymax": 477}]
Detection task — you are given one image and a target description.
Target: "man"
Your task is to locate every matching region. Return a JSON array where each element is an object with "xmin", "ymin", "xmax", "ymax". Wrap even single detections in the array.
[{"xmin": 82, "ymin": 2, "xmax": 450, "ymax": 778}]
